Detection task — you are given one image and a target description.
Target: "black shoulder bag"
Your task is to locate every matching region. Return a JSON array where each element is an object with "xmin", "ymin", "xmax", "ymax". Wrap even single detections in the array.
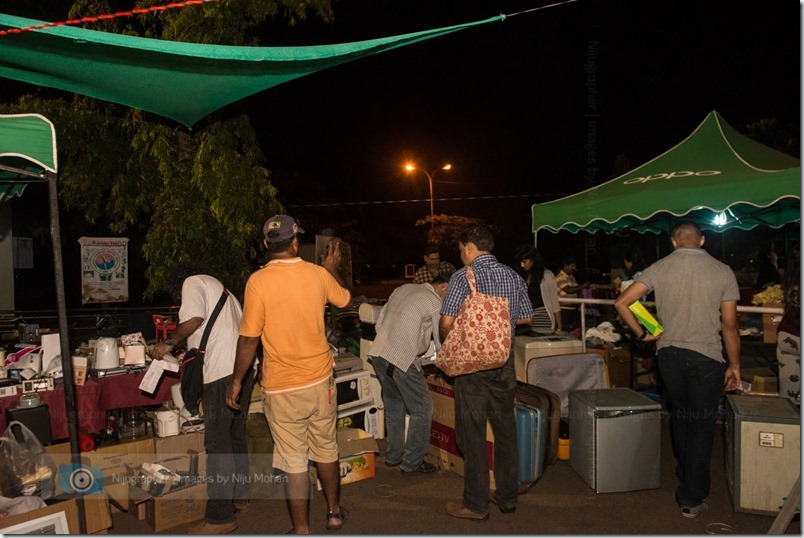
[{"xmin": 180, "ymin": 289, "xmax": 229, "ymax": 416}]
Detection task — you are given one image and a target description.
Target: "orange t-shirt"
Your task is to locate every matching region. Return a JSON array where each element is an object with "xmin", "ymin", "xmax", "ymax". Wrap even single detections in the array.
[{"xmin": 240, "ymin": 258, "xmax": 351, "ymax": 394}]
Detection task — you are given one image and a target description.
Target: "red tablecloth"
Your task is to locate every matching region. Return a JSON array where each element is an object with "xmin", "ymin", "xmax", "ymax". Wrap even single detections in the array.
[{"xmin": 0, "ymin": 372, "xmax": 180, "ymax": 441}]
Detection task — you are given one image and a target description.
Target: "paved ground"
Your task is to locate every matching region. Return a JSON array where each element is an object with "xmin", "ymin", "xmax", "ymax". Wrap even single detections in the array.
[
  {"xmin": 107, "ymin": 280, "xmax": 799, "ymax": 534},
  {"xmin": 109, "ymin": 413, "xmax": 800, "ymax": 535}
]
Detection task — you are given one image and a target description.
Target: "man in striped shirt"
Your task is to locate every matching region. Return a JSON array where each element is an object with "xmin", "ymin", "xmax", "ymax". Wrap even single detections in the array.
[{"xmin": 368, "ymin": 273, "xmax": 451, "ymax": 474}]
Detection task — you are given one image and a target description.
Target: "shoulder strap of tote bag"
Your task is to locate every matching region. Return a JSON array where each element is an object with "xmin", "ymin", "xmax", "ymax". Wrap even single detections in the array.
[
  {"xmin": 466, "ymin": 266, "xmax": 477, "ymax": 293},
  {"xmin": 198, "ymin": 289, "xmax": 229, "ymax": 356}
]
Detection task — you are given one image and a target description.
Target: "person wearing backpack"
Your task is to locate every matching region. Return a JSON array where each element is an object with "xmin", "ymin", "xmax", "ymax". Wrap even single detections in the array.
[{"xmin": 151, "ymin": 270, "xmax": 256, "ymax": 534}]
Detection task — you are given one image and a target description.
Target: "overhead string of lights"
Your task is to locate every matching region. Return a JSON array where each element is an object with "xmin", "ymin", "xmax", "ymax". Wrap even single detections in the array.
[
  {"xmin": 284, "ymin": 192, "xmax": 572, "ymax": 209},
  {"xmin": 0, "ymin": 0, "xmax": 222, "ymax": 36},
  {"xmin": 0, "ymin": 0, "xmax": 578, "ymax": 37}
]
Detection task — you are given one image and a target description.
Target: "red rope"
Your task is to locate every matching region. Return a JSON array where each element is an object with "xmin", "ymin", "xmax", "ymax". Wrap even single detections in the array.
[{"xmin": 0, "ymin": 0, "xmax": 220, "ymax": 37}]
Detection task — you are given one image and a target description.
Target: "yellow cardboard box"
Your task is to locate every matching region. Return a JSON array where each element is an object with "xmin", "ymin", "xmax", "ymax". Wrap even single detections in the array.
[{"xmin": 314, "ymin": 428, "xmax": 378, "ymax": 489}]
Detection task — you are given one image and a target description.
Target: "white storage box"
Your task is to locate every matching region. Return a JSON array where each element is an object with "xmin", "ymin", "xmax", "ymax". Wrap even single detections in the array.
[{"xmin": 514, "ymin": 334, "xmax": 583, "ymax": 382}]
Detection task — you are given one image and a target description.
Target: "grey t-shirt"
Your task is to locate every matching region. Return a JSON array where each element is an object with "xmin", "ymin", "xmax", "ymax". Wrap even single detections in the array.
[{"xmin": 636, "ymin": 248, "xmax": 740, "ymax": 362}]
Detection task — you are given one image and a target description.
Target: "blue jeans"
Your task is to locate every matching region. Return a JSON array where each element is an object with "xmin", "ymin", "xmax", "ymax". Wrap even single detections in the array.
[
  {"xmin": 371, "ymin": 356, "xmax": 434, "ymax": 472},
  {"xmin": 657, "ymin": 347, "xmax": 725, "ymax": 508},
  {"xmin": 453, "ymin": 352, "xmax": 518, "ymax": 514},
  {"xmin": 202, "ymin": 372, "xmax": 255, "ymax": 523}
]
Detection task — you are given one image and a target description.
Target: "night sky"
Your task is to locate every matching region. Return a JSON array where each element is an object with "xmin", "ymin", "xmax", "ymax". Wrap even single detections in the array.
[
  {"xmin": 3, "ymin": 0, "xmax": 801, "ymax": 299},
  {"xmin": 241, "ymin": 0, "xmax": 800, "ymax": 271}
]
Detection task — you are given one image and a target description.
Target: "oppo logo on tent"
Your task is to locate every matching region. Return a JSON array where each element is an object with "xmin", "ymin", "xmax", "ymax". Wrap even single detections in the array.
[{"xmin": 623, "ymin": 170, "xmax": 721, "ymax": 184}]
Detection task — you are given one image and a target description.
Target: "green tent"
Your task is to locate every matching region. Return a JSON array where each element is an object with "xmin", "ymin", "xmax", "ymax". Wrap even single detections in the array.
[
  {"xmin": 0, "ymin": 113, "xmax": 57, "ymax": 201},
  {"xmin": 0, "ymin": 12, "xmax": 502, "ymax": 128},
  {"xmin": 531, "ymin": 111, "xmax": 801, "ymax": 235},
  {"xmin": 0, "ymin": 114, "xmax": 83, "ymax": 510}
]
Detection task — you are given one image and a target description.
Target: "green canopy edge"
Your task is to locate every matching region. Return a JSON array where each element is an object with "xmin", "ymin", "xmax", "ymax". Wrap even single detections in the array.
[
  {"xmin": 531, "ymin": 111, "xmax": 801, "ymax": 235},
  {"xmin": 0, "ymin": 12, "xmax": 503, "ymax": 127},
  {"xmin": 0, "ymin": 113, "xmax": 57, "ymax": 202}
]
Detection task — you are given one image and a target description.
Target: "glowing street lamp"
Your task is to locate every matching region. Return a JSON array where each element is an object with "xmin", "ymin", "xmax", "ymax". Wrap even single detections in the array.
[{"xmin": 404, "ymin": 162, "xmax": 452, "ymax": 217}]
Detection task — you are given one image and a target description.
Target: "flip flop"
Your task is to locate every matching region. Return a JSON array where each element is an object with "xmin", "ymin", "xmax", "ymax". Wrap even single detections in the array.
[{"xmin": 326, "ymin": 507, "xmax": 348, "ymax": 532}]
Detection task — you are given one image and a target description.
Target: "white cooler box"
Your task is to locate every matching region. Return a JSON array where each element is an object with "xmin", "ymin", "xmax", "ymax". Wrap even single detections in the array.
[{"xmin": 514, "ymin": 334, "xmax": 583, "ymax": 383}]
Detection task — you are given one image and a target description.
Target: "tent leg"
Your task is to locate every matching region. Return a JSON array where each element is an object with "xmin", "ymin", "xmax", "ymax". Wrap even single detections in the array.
[{"xmin": 47, "ymin": 172, "xmax": 85, "ymax": 533}]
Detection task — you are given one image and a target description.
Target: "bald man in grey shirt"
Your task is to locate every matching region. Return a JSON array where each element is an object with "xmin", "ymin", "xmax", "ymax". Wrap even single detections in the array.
[{"xmin": 615, "ymin": 222, "xmax": 740, "ymax": 520}]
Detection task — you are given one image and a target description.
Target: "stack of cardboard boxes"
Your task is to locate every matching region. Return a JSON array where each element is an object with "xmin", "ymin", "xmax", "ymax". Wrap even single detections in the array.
[{"xmin": 1, "ymin": 431, "xmax": 210, "ymax": 533}]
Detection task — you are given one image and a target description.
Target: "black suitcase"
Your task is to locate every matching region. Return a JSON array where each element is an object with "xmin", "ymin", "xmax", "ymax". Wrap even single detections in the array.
[{"xmin": 515, "ymin": 381, "xmax": 560, "ymax": 466}]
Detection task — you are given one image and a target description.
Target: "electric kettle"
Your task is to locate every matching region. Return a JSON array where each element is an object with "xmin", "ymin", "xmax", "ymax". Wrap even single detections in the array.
[{"xmin": 94, "ymin": 337, "xmax": 120, "ymax": 369}]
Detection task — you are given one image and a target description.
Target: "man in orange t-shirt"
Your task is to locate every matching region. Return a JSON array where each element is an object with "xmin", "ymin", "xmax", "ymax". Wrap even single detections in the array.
[{"xmin": 226, "ymin": 215, "xmax": 351, "ymax": 535}]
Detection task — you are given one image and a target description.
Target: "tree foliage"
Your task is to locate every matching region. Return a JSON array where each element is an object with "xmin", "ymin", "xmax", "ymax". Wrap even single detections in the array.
[
  {"xmin": 2, "ymin": 0, "xmax": 333, "ymax": 300},
  {"xmin": 415, "ymin": 214, "xmax": 485, "ymax": 253},
  {"xmin": 745, "ymin": 117, "xmax": 800, "ymax": 158}
]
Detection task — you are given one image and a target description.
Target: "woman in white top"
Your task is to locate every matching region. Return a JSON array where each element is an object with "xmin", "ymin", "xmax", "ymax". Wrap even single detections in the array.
[{"xmin": 514, "ymin": 244, "xmax": 562, "ymax": 334}]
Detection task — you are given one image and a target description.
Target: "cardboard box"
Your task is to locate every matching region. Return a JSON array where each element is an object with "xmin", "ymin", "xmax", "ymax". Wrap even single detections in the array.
[
  {"xmin": 0, "ymin": 498, "xmax": 79, "ymax": 534},
  {"xmin": 105, "ymin": 482, "xmax": 129, "ymax": 514},
  {"xmin": 45, "ymin": 436, "xmax": 155, "ymax": 510},
  {"xmin": 129, "ymin": 494, "xmax": 147, "ymax": 520},
  {"xmin": 336, "ymin": 428, "xmax": 377, "ymax": 485},
  {"xmin": 313, "ymin": 428, "xmax": 378, "ymax": 489},
  {"xmin": 154, "ymin": 431, "xmax": 205, "ymax": 458},
  {"xmin": 128, "ymin": 482, "xmax": 207, "ymax": 532},
  {"xmin": 46, "ymin": 436, "xmax": 155, "ymax": 476},
  {"xmin": 762, "ymin": 304, "xmax": 783, "ymax": 344},
  {"xmin": 127, "ymin": 452, "xmax": 208, "ymax": 531},
  {"xmin": 740, "ymin": 367, "xmax": 779, "ymax": 395},
  {"xmin": 426, "ymin": 377, "xmax": 496, "ymax": 489},
  {"xmin": 83, "ymin": 489, "xmax": 113, "ymax": 534}
]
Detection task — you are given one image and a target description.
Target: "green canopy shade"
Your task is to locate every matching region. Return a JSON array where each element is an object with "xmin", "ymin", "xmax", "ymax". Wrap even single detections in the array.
[
  {"xmin": 0, "ymin": 12, "xmax": 502, "ymax": 128},
  {"xmin": 0, "ymin": 113, "xmax": 80, "ymax": 510},
  {"xmin": 531, "ymin": 111, "xmax": 801, "ymax": 235},
  {"xmin": 0, "ymin": 113, "xmax": 57, "ymax": 202}
]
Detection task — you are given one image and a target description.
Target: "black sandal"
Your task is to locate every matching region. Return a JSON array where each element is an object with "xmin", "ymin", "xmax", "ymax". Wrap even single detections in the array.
[{"xmin": 326, "ymin": 507, "xmax": 348, "ymax": 531}]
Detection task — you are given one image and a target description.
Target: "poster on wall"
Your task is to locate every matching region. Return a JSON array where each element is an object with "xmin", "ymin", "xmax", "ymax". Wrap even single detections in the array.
[{"xmin": 78, "ymin": 237, "xmax": 129, "ymax": 304}]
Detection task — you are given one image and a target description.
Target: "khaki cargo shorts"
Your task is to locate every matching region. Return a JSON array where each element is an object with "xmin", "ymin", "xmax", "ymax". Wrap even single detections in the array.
[{"xmin": 263, "ymin": 377, "xmax": 338, "ymax": 474}]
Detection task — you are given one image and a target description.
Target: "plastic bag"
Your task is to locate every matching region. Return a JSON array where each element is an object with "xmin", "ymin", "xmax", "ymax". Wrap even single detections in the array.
[
  {"xmin": 0, "ymin": 422, "xmax": 56, "ymax": 499},
  {"xmin": 0, "ymin": 494, "xmax": 46, "ymax": 519}
]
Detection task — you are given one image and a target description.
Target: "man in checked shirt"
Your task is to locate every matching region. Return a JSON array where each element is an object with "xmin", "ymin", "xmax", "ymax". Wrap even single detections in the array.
[{"xmin": 440, "ymin": 224, "xmax": 533, "ymax": 521}]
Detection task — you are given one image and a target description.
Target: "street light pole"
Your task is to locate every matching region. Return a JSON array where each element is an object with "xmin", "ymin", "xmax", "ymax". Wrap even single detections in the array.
[{"xmin": 405, "ymin": 163, "xmax": 451, "ymax": 217}]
